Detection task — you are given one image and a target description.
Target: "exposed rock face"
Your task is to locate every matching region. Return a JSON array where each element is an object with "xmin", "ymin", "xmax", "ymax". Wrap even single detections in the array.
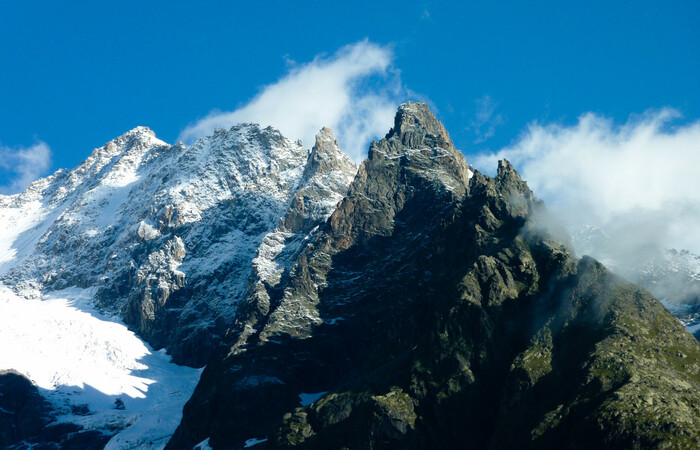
[
  {"xmin": 168, "ymin": 103, "xmax": 700, "ymax": 449},
  {"xmin": 0, "ymin": 125, "xmax": 357, "ymax": 366},
  {"xmin": 231, "ymin": 126, "xmax": 359, "ymax": 348}
]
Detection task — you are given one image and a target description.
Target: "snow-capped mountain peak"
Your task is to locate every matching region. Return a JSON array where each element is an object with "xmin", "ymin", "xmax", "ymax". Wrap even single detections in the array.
[{"xmin": 0, "ymin": 122, "xmax": 358, "ymax": 447}]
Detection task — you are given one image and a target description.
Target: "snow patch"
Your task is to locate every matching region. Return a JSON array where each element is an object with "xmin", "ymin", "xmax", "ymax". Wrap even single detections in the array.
[
  {"xmin": 244, "ymin": 437, "xmax": 269, "ymax": 447},
  {"xmin": 194, "ymin": 437, "xmax": 213, "ymax": 449},
  {"xmin": 0, "ymin": 199, "xmax": 48, "ymax": 276},
  {"xmin": 138, "ymin": 220, "xmax": 162, "ymax": 241}
]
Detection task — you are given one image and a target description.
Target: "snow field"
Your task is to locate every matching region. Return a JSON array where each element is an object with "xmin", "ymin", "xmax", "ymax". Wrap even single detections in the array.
[{"xmin": 0, "ymin": 285, "xmax": 201, "ymax": 449}]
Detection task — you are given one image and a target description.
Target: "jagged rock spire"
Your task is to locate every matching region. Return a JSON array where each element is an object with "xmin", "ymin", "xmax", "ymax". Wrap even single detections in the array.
[
  {"xmin": 303, "ymin": 127, "xmax": 357, "ymax": 180},
  {"xmin": 381, "ymin": 101, "xmax": 454, "ymax": 152},
  {"xmin": 363, "ymin": 101, "xmax": 471, "ymax": 197}
]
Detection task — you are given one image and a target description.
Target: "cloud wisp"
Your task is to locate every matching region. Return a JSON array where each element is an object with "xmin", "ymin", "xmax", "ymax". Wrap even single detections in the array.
[
  {"xmin": 469, "ymin": 95, "xmax": 504, "ymax": 144},
  {"xmin": 179, "ymin": 40, "xmax": 404, "ymax": 161},
  {"xmin": 472, "ymin": 109, "xmax": 700, "ymax": 255},
  {"xmin": 0, "ymin": 141, "xmax": 52, "ymax": 195}
]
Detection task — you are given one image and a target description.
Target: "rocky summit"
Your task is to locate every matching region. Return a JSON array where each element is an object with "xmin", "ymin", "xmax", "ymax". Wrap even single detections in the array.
[
  {"xmin": 1, "ymin": 102, "xmax": 699, "ymax": 449},
  {"xmin": 167, "ymin": 103, "xmax": 700, "ymax": 449}
]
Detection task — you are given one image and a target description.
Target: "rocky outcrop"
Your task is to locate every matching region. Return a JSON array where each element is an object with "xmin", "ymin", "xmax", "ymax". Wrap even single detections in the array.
[
  {"xmin": 230, "ymin": 126, "xmax": 358, "ymax": 354},
  {"xmin": 168, "ymin": 103, "xmax": 700, "ymax": 449},
  {"xmin": 284, "ymin": 127, "xmax": 358, "ymax": 232}
]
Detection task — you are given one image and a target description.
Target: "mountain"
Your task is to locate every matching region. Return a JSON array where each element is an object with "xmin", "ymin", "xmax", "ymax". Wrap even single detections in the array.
[
  {"xmin": 1, "ymin": 102, "xmax": 699, "ymax": 449},
  {"xmin": 168, "ymin": 103, "xmax": 700, "ymax": 449},
  {"xmin": 0, "ymin": 124, "xmax": 356, "ymax": 367},
  {"xmin": 0, "ymin": 123, "xmax": 356, "ymax": 446}
]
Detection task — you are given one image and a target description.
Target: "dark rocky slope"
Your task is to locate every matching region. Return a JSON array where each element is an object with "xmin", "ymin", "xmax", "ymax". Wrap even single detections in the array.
[
  {"xmin": 0, "ymin": 371, "xmax": 111, "ymax": 449},
  {"xmin": 168, "ymin": 103, "xmax": 700, "ymax": 449}
]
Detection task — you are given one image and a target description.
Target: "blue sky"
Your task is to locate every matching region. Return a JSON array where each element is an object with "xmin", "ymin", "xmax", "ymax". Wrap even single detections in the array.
[{"xmin": 1, "ymin": 1, "xmax": 698, "ymax": 229}]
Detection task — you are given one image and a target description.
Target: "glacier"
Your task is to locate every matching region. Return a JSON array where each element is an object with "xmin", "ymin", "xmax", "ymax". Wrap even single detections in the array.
[{"xmin": 0, "ymin": 285, "xmax": 201, "ymax": 448}]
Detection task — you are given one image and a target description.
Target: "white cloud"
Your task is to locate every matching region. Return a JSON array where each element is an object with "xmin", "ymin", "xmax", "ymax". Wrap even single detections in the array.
[
  {"xmin": 0, "ymin": 141, "xmax": 52, "ymax": 195},
  {"xmin": 178, "ymin": 40, "xmax": 404, "ymax": 161},
  {"xmin": 472, "ymin": 109, "xmax": 700, "ymax": 254},
  {"xmin": 469, "ymin": 95, "xmax": 504, "ymax": 144}
]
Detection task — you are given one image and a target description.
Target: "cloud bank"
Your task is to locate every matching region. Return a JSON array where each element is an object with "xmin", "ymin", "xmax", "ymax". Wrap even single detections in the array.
[
  {"xmin": 0, "ymin": 141, "xmax": 52, "ymax": 195},
  {"xmin": 179, "ymin": 40, "xmax": 404, "ymax": 161},
  {"xmin": 472, "ymin": 109, "xmax": 700, "ymax": 255}
]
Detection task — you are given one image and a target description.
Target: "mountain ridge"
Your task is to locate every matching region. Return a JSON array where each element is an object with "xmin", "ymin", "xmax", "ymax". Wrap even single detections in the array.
[
  {"xmin": 1, "ymin": 102, "xmax": 699, "ymax": 449},
  {"xmin": 168, "ymin": 103, "xmax": 700, "ymax": 449},
  {"xmin": 0, "ymin": 120, "xmax": 357, "ymax": 447},
  {"xmin": 0, "ymin": 122, "xmax": 358, "ymax": 366}
]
